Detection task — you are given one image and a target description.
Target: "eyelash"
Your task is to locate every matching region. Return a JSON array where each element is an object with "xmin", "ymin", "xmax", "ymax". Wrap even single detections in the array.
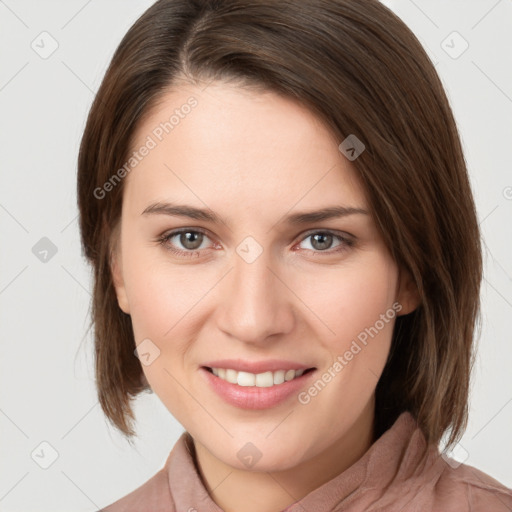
[{"xmin": 156, "ymin": 228, "xmax": 355, "ymax": 259}]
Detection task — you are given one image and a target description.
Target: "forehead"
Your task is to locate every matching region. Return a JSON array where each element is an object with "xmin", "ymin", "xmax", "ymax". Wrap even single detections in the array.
[{"xmin": 123, "ymin": 81, "xmax": 367, "ymax": 220}]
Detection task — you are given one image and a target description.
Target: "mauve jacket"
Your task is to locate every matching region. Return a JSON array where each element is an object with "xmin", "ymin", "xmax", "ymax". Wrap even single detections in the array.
[{"xmin": 98, "ymin": 412, "xmax": 512, "ymax": 511}]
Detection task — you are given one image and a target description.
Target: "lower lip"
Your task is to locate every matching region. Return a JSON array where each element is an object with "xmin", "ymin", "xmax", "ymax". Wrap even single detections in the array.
[{"xmin": 200, "ymin": 367, "xmax": 316, "ymax": 410}]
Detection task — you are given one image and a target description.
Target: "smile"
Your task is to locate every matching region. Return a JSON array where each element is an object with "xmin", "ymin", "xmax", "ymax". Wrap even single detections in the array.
[
  {"xmin": 207, "ymin": 367, "xmax": 315, "ymax": 387},
  {"xmin": 200, "ymin": 366, "xmax": 317, "ymax": 409}
]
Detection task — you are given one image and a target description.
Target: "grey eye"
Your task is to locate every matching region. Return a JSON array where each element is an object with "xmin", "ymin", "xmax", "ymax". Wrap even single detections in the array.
[
  {"xmin": 309, "ymin": 233, "xmax": 334, "ymax": 251},
  {"xmin": 178, "ymin": 231, "xmax": 204, "ymax": 250}
]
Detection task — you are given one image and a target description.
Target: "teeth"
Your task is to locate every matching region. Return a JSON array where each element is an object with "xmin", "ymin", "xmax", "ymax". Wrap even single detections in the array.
[{"xmin": 210, "ymin": 367, "xmax": 307, "ymax": 387}]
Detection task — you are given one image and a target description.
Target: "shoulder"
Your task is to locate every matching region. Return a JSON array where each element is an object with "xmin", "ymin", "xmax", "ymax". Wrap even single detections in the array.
[
  {"xmin": 432, "ymin": 457, "xmax": 512, "ymax": 512},
  {"xmin": 97, "ymin": 465, "xmax": 175, "ymax": 512}
]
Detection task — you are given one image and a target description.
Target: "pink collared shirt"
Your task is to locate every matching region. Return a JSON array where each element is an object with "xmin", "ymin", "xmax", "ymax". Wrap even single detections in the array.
[{"xmin": 99, "ymin": 412, "xmax": 512, "ymax": 511}]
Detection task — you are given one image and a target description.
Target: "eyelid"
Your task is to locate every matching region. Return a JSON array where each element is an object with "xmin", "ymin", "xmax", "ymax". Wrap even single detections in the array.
[
  {"xmin": 157, "ymin": 227, "xmax": 355, "ymax": 256},
  {"xmin": 158, "ymin": 226, "xmax": 216, "ymax": 248},
  {"xmin": 294, "ymin": 228, "xmax": 355, "ymax": 243}
]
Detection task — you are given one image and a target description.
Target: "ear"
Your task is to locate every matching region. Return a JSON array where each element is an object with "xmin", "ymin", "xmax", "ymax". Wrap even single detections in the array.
[
  {"xmin": 395, "ymin": 267, "xmax": 421, "ymax": 316},
  {"xmin": 110, "ymin": 237, "xmax": 130, "ymax": 315}
]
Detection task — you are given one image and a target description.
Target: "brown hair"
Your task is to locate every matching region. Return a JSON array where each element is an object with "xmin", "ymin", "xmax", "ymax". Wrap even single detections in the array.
[{"xmin": 77, "ymin": 0, "xmax": 482, "ymax": 451}]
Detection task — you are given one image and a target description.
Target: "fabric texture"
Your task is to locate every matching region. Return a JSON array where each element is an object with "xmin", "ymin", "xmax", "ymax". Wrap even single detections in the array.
[{"xmin": 99, "ymin": 411, "xmax": 512, "ymax": 511}]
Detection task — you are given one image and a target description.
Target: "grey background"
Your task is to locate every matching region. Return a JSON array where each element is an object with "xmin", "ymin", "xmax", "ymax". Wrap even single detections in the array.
[{"xmin": 0, "ymin": 1, "xmax": 511, "ymax": 510}]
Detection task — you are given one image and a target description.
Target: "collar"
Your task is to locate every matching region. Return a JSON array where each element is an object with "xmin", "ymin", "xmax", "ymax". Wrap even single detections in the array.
[{"xmin": 165, "ymin": 411, "xmax": 440, "ymax": 512}]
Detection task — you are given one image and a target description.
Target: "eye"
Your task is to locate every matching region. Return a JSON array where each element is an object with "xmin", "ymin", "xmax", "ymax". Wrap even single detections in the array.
[
  {"xmin": 156, "ymin": 228, "xmax": 355, "ymax": 259},
  {"xmin": 295, "ymin": 230, "xmax": 354, "ymax": 254},
  {"xmin": 157, "ymin": 228, "xmax": 215, "ymax": 258}
]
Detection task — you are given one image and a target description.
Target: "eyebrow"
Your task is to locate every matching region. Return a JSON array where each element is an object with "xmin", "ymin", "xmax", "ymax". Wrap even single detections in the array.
[{"xmin": 141, "ymin": 202, "xmax": 368, "ymax": 225}]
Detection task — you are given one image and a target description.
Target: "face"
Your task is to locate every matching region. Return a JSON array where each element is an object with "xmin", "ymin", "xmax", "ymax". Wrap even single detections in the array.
[{"xmin": 111, "ymin": 81, "xmax": 416, "ymax": 471}]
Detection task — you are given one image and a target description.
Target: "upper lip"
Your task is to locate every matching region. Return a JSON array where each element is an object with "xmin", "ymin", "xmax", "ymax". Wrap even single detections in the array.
[{"xmin": 202, "ymin": 359, "xmax": 316, "ymax": 374}]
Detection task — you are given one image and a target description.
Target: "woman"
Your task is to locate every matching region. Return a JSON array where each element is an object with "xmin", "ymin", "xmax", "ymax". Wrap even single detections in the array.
[{"xmin": 77, "ymin": 0, "xmax": 512, "ymax": 510}]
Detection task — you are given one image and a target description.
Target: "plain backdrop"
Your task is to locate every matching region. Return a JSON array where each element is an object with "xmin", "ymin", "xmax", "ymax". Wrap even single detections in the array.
[{"xmin": 0, "ymin": 1, "xmax": 511, "ymax": 511}]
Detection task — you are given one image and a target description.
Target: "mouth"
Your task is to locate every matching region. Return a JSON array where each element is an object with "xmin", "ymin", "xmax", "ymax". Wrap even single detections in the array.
[
  {"xmin": 202, "ymin": 366, "xmax": 316, "ymax": 388},
  {"xmin": 200, "ymin": 364, "xmax": 317, "ymax": 410}
]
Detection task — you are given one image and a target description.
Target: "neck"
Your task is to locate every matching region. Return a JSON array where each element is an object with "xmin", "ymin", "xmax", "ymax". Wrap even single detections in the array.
[{"xmin": 191, "ymin": 400, "xmax": 376, "ymax": 512}]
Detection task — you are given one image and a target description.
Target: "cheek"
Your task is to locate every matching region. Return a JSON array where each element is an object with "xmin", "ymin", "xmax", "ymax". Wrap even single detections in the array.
[
  {"xmin": 292, "ymin": 258, "xmax": 398, "ymax": 432},
  {"xmin": 122, "ymin": 251, "xmax": 203, "ymax": 414},
  {"xmin": 288, "ymin": 254, "xmax": 398, "ymax": 346},
  {"xmin": 122, "ymin": 245, "xmax": 211, "ymax": 340}
]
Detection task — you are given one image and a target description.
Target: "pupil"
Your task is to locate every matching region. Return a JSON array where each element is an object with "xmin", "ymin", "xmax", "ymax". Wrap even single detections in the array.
[
  {"xmin": 181, "ymin": 232, "xmax": 202, "ymax": 250},
  {"xmin": 312, "ymin": 233, "xmax": 332, "ymax": 250}
]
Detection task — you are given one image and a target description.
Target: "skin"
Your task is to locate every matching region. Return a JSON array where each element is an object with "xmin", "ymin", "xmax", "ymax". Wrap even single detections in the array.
[{"xmin": 111, "ymin": 81, "xmax": 419, "ymax": 512}]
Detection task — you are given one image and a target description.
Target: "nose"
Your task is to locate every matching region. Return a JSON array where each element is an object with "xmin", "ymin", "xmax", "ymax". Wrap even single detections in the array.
[{"xmin": 215, "ymin": 248, "xmax": 295, "ymax": 345}]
